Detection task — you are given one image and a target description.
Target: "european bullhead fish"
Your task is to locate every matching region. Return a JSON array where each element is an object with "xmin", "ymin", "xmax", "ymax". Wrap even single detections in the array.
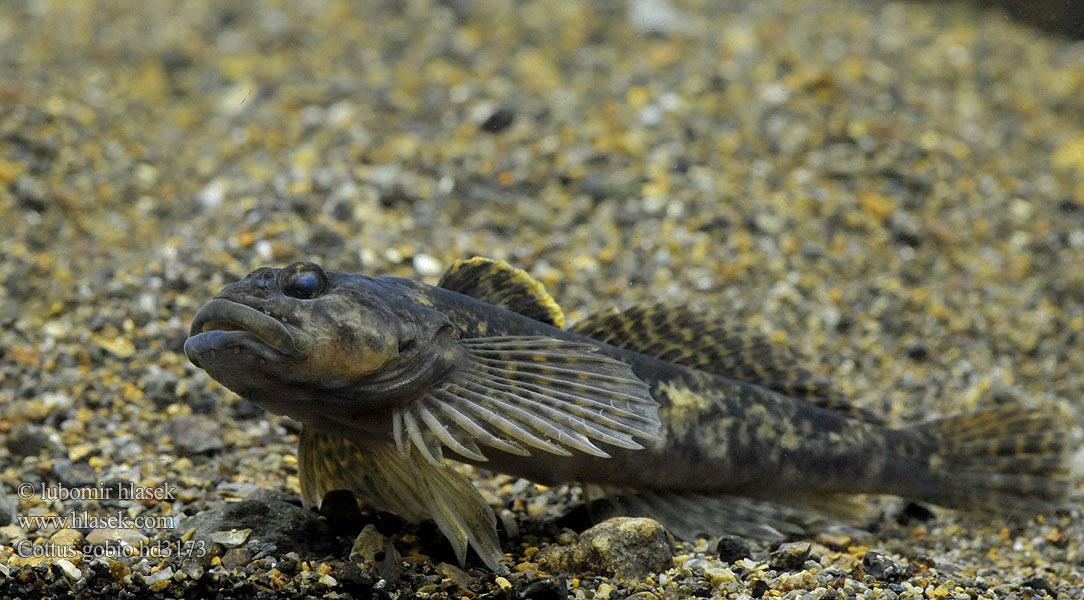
[{"xmin": 184, "ymin": 257, "xmax": 1073, "ymax": 570}]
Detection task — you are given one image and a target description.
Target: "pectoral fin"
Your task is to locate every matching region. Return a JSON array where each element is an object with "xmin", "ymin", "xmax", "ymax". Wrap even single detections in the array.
[
  {"xmin": 392, "ymin": 336, "xmax": 661, "ymax": 465},
  {"xmin": 298, "ymin": 427, "xmax": 506, "ymax": 570}
]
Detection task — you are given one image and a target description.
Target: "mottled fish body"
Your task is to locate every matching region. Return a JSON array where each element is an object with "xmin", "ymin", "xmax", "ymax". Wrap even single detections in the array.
[{"xmin": 185, "ymin": 258, "xmax": 1074, "ymax": 570}]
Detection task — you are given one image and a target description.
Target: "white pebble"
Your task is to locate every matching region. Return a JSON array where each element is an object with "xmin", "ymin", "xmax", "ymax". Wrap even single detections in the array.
[
  {"xmin": 413, "ymin": 253, "xmax": 443, "ymax": 277},
  {"xmin": 144, "ymin": 566, "xmax": 173, "ymax": 585},
  {"xmin": 55, "ymin": 559, "xmax": 82, "ymax": 579},
  {"xmin": 255, "ymin": 240, "xmax": 273, "ymax": 261},
  {"xmin": 198, "ymin": 179, "xmax": 227, "ymax": 210}
]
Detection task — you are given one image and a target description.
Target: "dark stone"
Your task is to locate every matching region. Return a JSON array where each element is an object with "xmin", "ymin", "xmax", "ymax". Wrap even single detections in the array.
[
  {"xmin": 698, "ymin": 215, "xmax": 732, "ymax": 231},
  {"xmin": 5, "ymin": 424, "xmax": 61, "ymax": 458},
  {"xmin": 0, "ymin": 484, "xmax": 15, "ymax": 524},
  {"xmin": 716, "ymin": 535, "xmax": 753, "ymax": 563},
  {"xmin": 895, "ymin": 501, "xmax": 936, "ymax": 524},
  {"xmin": 379, "ymin": 541, "xmax": 402, "ymax": 585},
  {"xmin": 84, "ymin": 558, "xmax": 112, "ymax": 585},
  {"xmin": 318, "ymin": 489, "xmax": 363, "ymax": 532},
  {"xmin": 768, "ymin": 542, "xmax": 811, "ymax": 571},
  {"xmin": 277, "ymin": 557, "xmax": 298, "ymax": 575},
  {"xmin": 515, "ymin": 576, "xmax": 568, "ymax": 600},
  {"xmin": 221, "ymin": 547, "xmax": 252, "ymax": 568},
  {"xmin": 180, "ymin": 499, "xmax": 336, "ymax": 557},
  {"xmin": 863, "ymin": 550, "xmax": 908, "ymax": 582},
  {"xmin": 332, "ymin": 200, "xmax": 355, "ymax": 222},
  {"xmin": 751, "ymin": 579, "xmax": 771, "ymax": 598},
  {"xmin": 159, "ymin": 49, "xmax": 193, "ymax": 72},
  {"xmin": 378, "ymin": 186, "xmax": 417, "ymax": 208},
  {"xmin": 335, "ymin": 561, "xmax": 375, "ymax": 594},
  {"xmin": 365, "ymin": 511, "xmax": 408, "ymax": 539},
  {"xmin": 180, "ymin": 558, "xmax": 204, "ymax": 581},
  {"xmin": 1020, "ymin": 577, "xmax": 1056, "ymax": 596},
  {"xmin": 480, "ymin": 108, "xmax": 515, "ymax": 132},
  {"xmin": 905, "ymin": 344, "xmax": 929, "ymax": 361},
  {"xmin": 141, "ymin": 366, "xmax": 179, "ymax": 409},
  {"xmin": 13, "ymin": 174, "xmax": 47, "ymax": 213},
  {"xmin": 52, "ymin": 460, "xmax": 98, "ymax": 489},
  {"xmin": 185, "ymin": 390, "xmax": 218, "ymax": 414}
]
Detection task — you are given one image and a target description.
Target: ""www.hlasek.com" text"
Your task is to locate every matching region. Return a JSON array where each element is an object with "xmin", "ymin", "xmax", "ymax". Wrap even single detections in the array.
[{"xmin": 16, "ymin": 511, "xmax": 177, "ymax": 531}]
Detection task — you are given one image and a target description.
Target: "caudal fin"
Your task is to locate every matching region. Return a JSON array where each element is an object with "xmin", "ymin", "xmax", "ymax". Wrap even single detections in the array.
[{"xmin": 900, "ymin": 404, "xmax": 1076, "ymax": 513}]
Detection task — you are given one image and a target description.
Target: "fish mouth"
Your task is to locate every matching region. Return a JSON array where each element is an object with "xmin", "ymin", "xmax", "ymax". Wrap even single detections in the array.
[{"xmin": 184, "ymin": 299, "xmax": 315, "ymax": 363}]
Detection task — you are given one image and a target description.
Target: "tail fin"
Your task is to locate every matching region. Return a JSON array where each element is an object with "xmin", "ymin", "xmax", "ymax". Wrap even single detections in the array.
[{"xmin": 899, "ymin": 404, "xmax": 1076, "ymax": 513}]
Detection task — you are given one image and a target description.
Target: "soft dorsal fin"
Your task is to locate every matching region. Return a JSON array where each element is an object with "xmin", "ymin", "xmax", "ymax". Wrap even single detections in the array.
[
  {"xmin": 570, "ymin": 305, "xmax": 882, "ymax": 423},
  {"xmin": 438, "ymin": 257, "xmax": 565, "ymax": 328}
]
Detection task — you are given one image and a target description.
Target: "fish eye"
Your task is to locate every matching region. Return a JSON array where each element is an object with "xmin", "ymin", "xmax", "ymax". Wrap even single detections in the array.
[{"xmin": 278, "ymin": 262, "xmax": 329, "ymax": 299}]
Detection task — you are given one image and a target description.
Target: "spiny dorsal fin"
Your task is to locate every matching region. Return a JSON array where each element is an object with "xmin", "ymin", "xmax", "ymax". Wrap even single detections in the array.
[
  {"xmin": 570, "ymin": 305, "xmax": 882, "ymax": 423},
  {"xmin": 438, "ymin": 257, "xmax": 565, "ymax": 328}
]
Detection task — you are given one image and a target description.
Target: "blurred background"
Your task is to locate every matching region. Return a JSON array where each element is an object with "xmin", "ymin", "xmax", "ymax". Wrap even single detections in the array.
[{"xmin": 1, "ymin": 0, "xmax": 1083, "ymax": 595}]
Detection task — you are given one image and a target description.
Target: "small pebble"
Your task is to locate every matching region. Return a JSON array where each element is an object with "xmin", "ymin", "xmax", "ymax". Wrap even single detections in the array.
[
  {"xmin": 209, "ymin": 529, "xmax": 252, "ymax": 549},
  {"xmin": 5, "ymin": 424, "xmax": 61, "ymax": 458},
  {"xmin": 535, "ymin": 517, "xmax": 673, "ymax": 581},
  {"xmin": 715, "ymin": 535, "xmax": 753, "ymax": 563},
  {"xmin": 54, "ymin": 559, "xmax": 82, "ymax": 579},
  {"xmin": 769, "ymin": 542, "xmax": 811, "ymax": 571},
  {"xmin": 144, "ymin": 566, "xmax": 173, "ymax": 591},
  {"xmin": 412, "ymin": 253, "xmax": 443, "ymax": 277},
  {"xmin": 0, "ymin": 486, "xmax": 16, "ymax": 525},
  {"xmin": 863, "ymin": 550, "xmax": 908, "ymax": 583},
  {"xmin": 167, "ymin": 414, "xmax": 226, "ymax": 455},
  {"xmin": 480, "ymin": 108, "xmax": 515, "ymax": 133},
  {"xmin": 221, "ymin": 547, "xmax": 253, "ymax": 568},
  {"xmin": 349, "ymin": 524, "xmax": 387, "ymax": 568}
]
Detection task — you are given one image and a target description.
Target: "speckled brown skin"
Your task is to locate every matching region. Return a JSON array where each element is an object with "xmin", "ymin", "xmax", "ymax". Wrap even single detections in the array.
[{"xmin": 391, "ymin": 277, "xmax": 924, "ymax": 499}]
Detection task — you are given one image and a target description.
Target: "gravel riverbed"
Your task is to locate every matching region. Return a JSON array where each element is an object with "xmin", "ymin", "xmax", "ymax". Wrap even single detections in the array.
[{"xmin": 2, "ymin": 1, "xmax": 1083, "ymax": 598}]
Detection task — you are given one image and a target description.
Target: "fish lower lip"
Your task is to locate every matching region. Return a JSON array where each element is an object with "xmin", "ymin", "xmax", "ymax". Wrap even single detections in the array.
[{"xmin": 187, "ymin": 299, "xmax": 314, "ymax": 359}]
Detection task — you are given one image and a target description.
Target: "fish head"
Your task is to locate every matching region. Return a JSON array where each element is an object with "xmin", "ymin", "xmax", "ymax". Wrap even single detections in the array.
[{"xmin": 185, "ymin": 261, "xmax": 456, "ymax": 422}]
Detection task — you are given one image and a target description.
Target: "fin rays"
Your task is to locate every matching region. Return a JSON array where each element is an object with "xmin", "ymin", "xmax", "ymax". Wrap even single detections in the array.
[
  {"xmin": 587, "ymin": 488, "xmax": 838, "ymax": 541},
  {"xmin": 438, "ymin": 257, "xmax": 566, "ymax": 327},
  {"xmin": 568, "ymin": 305, "xmax": 887, "ymax": 422},
  {"xmin": 392, "ymin": 336, "xmax": 659, "ymax": 464},
  {"xmin": 901, "ymin": 404, "xmax": 1073, "ymax": 512},
  {"xmin": 460, "ymin": 373, "xmax": 645, "ymax": 448},
  {"xmin": 298, "ymin": 428, "xmax": 505, "ymax": 570}
]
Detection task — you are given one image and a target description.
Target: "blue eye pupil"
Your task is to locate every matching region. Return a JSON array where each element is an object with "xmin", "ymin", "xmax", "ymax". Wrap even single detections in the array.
[
  {"xmin": 295, "ymin": 274, "xmax": 318, "ymax": 296},
  {"xmin": 278, "ymin": 263, "xmax": 327, "ymax": 298}
]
